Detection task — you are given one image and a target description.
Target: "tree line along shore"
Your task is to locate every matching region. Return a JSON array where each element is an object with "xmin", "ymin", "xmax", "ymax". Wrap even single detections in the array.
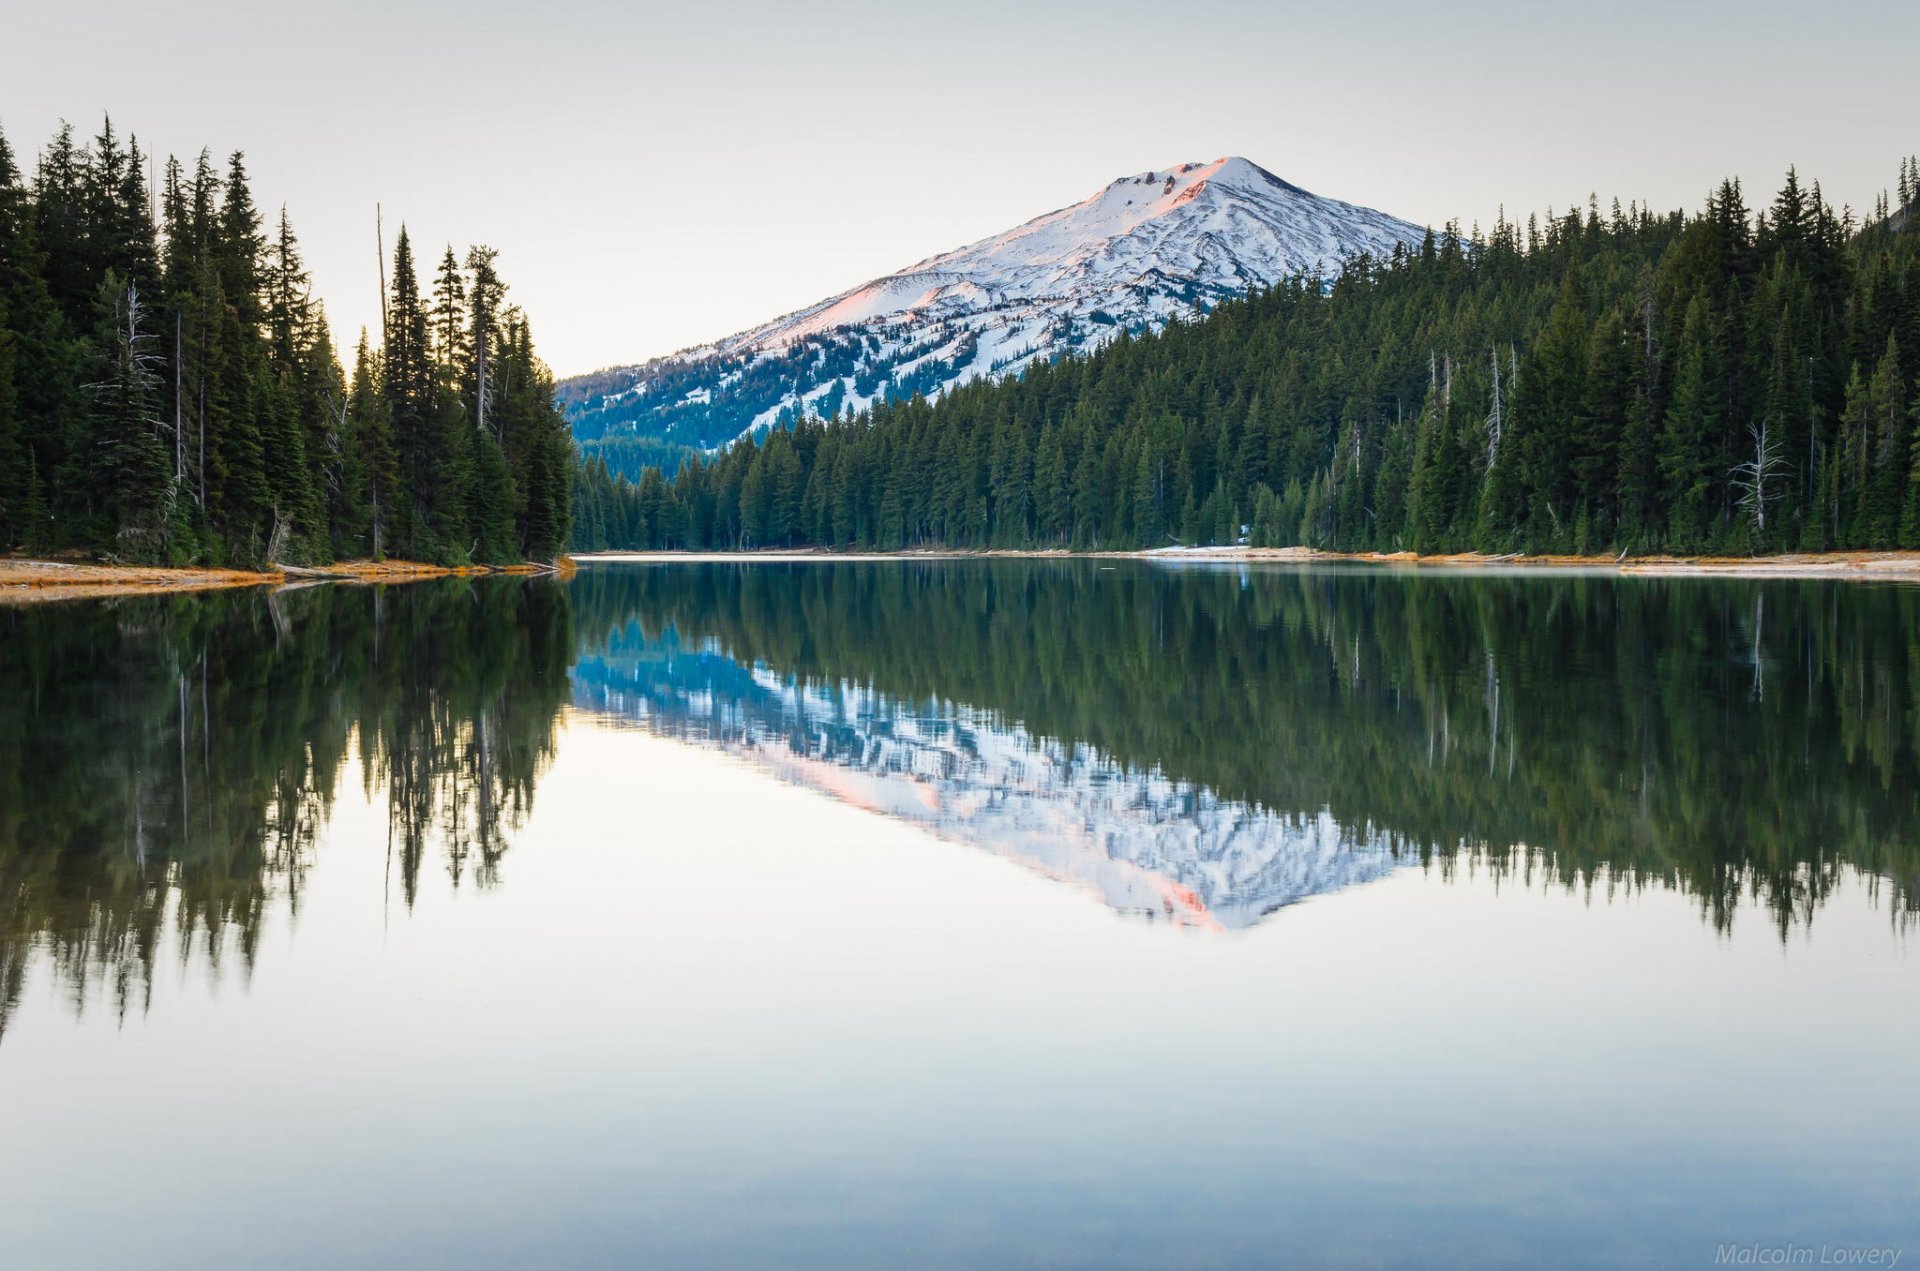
[{"xmin": 0, "ymin": 116, "xmax": 573, "ymax": 569}]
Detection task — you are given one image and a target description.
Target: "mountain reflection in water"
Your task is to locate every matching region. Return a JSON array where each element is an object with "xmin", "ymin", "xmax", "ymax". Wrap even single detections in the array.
[
  {"xmin": 571, "ymin": 635, "xmax": 1405, "ymax": 929},
  {"xmin": 4, "ymin": 559, "xmax": 1918, "ymax": 1040},
  {"xmin": 568, "ymin": 560, "xmax": 1920, "ymax": 937}
]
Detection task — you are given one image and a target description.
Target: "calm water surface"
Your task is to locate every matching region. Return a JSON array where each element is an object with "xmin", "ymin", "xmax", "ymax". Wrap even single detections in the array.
[{"xmin": 2, "ymin": 560, "xmax": 1917, "ymax": 1269}]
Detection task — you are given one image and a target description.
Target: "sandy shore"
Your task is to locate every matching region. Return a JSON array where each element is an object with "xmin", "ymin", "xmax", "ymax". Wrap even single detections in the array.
[
  {"xmin": 0, "ymin": 557, "xmax": 570, "ymax": 605},
  {"xmin": 1153, "ymin": 546, "xmax": 1920, "ymax": 581},
  {"xmin": 576, "ymin": 546, "xmax": 1920, "ymax": 582}
]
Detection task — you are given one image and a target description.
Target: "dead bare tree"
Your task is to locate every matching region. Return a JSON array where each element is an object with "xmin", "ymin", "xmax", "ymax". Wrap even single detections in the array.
[
  {"xmin": 174, "ymin": 309, "xmax": 185, "ymax": 483},
  {"xmin": 89, "ymin": 280, "xmax": 175, "ymax": 559},
  {"xmin": 1485, "ymin": 343, "xmax": 1504, "ymax": 465},
  {"xmin": 1730, "ymin": 419, "xmax": 1784, "ymax": 537},
  {"xmin": 466, "ymin": 246, "xmax": 504, "ymax": 443},
  {"xmin": 265, "ymin": 503, "xmax": 291, "ymax": 565}
]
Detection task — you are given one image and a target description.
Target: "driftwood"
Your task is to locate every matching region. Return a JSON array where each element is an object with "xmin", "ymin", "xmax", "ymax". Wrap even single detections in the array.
[
  {"xmin": 271, "ymin": 562, "xmax": 354, "ymax": 580},
  {"xmin": 270, "ymin": 558, "xmax": 571, "ymax": 580}
]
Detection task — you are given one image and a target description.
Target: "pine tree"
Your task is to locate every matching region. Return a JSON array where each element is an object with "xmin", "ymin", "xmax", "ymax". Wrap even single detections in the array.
[
  {"xmin": 1577, "ymin": 310, "xmax": 1635, "ymax": 538},
  {"xmin": 0, "ymin": 305, "xmax": 23, "ymax": 546},
  {"xmin": 32, "ymin": 122, "xmax": 91, "ymax": 323},
  {"xmin": 0, "ymin": 126, "xmax": 33, "ymax": 547},
  {"xmin": 258, "ymin": 206, "xmax": 322, "ymax": 558},
  {"xmin": 465, "ymin": 247, "xmax": 503, "ymax": 442},
  {"xmin": 431, "ymin": 246, "xmax": 469, "ymax": 378},
  {"xmin": 1659, "ymin": 294, "xmax": 1725, "ymax": 549},
  {"xmin": 385, "ymin": 227, "xmax": 462, "ymax": 558},
  {"xmin": 197, "ymin": 150, "xmax": 274, "ymax": 558},
  {"xmin": 345, "ymin": 331, "xmax": 398, "ymax": 557},
  {"xmin": 1857, "ymin": 336, "xmax": 1907, "ymax": 546}
]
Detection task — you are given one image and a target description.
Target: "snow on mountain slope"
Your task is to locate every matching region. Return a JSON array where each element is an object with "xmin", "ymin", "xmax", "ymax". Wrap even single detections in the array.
[{"xmin": 561, "ymin": 157, "xmax": 1426, "ymax": 456}]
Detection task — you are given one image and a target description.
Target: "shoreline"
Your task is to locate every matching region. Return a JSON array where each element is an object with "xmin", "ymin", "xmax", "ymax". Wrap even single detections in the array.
[
  {"xmin": 9, "ymin": 547, "xmax": 1919, "ymax": 603},
  {"xmin": 1, "ymin": 556, "xmax": 571, "ymax": 606},
  {"xmin": 575, "ymin": 546, "xmax": 1920, "ymax": 582}
]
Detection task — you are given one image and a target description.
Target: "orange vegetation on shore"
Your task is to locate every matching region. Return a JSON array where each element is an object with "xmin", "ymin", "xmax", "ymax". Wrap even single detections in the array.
[
  {"xmin": 315, "ymin": 559, "xmax": 553, "ymax": 580},
  {"xmin": 0, "ymin": 556, "xmax": 572, "ymax": 605},
  {"xmin": 1209, "ymin": 546, "xmax": 1920, "ymax": 579}
]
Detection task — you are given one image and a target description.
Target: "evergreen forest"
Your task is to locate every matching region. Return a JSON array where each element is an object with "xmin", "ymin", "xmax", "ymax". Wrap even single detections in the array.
[
  {"xmin": 0, "ymin": 117, "xmax": 574, "ymax": 566},
  {"xmin": 572, "ymin": 160, "xmax": 1920, "ymax": 556}
]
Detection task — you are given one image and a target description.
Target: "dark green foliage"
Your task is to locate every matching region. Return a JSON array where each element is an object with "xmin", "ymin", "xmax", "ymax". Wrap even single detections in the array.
[
  {"xmin": 0, "ymin": 307, "xmax": 25, "ymax": 545},
  {"xmin": 0, "ymin": 116, "xmax": 570, "ymax": 565},
  {"xmin": 593, "ymin": 161, "xmax": 1920, "ymax": 556},
  {"xmin": 488, "ymin": 307, "xmax": 576, "ymax": 562},
  {"xmin": 385, "ymin": 227, "xmax": 467, "ymax": 560}
]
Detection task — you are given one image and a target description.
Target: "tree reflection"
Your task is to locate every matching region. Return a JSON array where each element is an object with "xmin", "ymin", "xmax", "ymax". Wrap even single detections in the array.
[
  {"xmin": 0, "ymin": 579, "xmax": 571, "ymax": 1040},
  {"xmin": 6, "ymin": 561, "xmax": 1914, "ymax": 1042},
  {"xmin": 570, "ymin": 561, "xmax": 1920, "ymax": 937}
]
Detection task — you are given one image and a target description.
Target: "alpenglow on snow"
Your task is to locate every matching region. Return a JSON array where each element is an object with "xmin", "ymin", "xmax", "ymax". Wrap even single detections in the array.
[{"xmin": 560, "ymin": 157, "xmax": 1426, "ymax": 455}]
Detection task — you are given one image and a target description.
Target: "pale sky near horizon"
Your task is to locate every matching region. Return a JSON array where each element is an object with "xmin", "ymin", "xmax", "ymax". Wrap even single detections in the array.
[{"xmin": 4, "ymin": 0, "xmax": 1915, "ymax": 378}]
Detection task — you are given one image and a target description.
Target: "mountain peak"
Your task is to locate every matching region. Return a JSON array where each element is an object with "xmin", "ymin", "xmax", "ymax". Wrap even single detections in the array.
[
  {"xmin": 561, "ymin": 158, "xmax": 1425, "ymax": 454},
  {"xmin": 1109, "ymin": 157, "xmax": 1301, "ymax": 201},
  {"xmin": 1207, "ymin": 154, "xmax": 1305, "ymax": 193}
]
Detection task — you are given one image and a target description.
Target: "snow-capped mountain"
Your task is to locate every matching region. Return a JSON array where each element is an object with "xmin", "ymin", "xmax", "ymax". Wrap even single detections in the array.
[
  {"xmin": 561, "ymin": 157, "xmax": 1425, "ymax": 454},
  {"xmin": 570, "ymin": 624, "xmax": 1416, "ymax": 928}
]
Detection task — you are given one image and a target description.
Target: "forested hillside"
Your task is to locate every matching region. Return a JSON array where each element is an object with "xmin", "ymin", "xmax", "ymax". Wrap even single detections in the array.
[
  {"xmin": 574, "ymin": 160, "xmax": 1920, "ymax": 555},
  {"xmin": 0, "ymin": 117, "xmax": 573, "ymax": 566}
]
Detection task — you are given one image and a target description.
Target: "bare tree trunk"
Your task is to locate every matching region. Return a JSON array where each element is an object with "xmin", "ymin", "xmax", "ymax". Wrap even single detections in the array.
[
  {"xmin": 1731, "ymin": 420, "xmax": 1782, "ymax": 539},
  {"xmin": 196, "ymin": 303, "xmax": 207, "ymax": 508},
  {"xmin": 1485, "ymin": 343, "xmax": 1503, "ymax": 464},
  {"xmin": 174, "ymin": 310, "xmax": 185, "ymax": 483},
  {"xmin": 376, "ymin": 204, "xmax": 388, "ymax": 334},
  {"xmin": 266, "ymin": 506, "xmax": 291, "ymax": 565}
]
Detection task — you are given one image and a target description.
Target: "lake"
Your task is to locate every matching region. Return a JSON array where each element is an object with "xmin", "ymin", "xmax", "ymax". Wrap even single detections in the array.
[{"xmin": 2, "ymin": 559, "xmax": 1916, "ymax": 1269}]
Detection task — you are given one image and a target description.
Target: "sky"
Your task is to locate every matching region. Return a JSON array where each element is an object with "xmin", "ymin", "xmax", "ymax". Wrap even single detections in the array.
[{"xmin": 4, "ymin": 0, "xmax": 1916, "ymax": 379}]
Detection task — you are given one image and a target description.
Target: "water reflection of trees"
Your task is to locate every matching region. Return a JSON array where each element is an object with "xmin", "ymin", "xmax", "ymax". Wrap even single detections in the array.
[
  {"xmin": 8, "ymin": 563, "xmax": 1911, "ymax": 1039},
  {"xmin": 571, "ymin": 561, "xmax": 1920, "ymax": 936},
  {"xmin": 0, "ymin": 580, "xmax": 572, "ymax": 1041}
]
